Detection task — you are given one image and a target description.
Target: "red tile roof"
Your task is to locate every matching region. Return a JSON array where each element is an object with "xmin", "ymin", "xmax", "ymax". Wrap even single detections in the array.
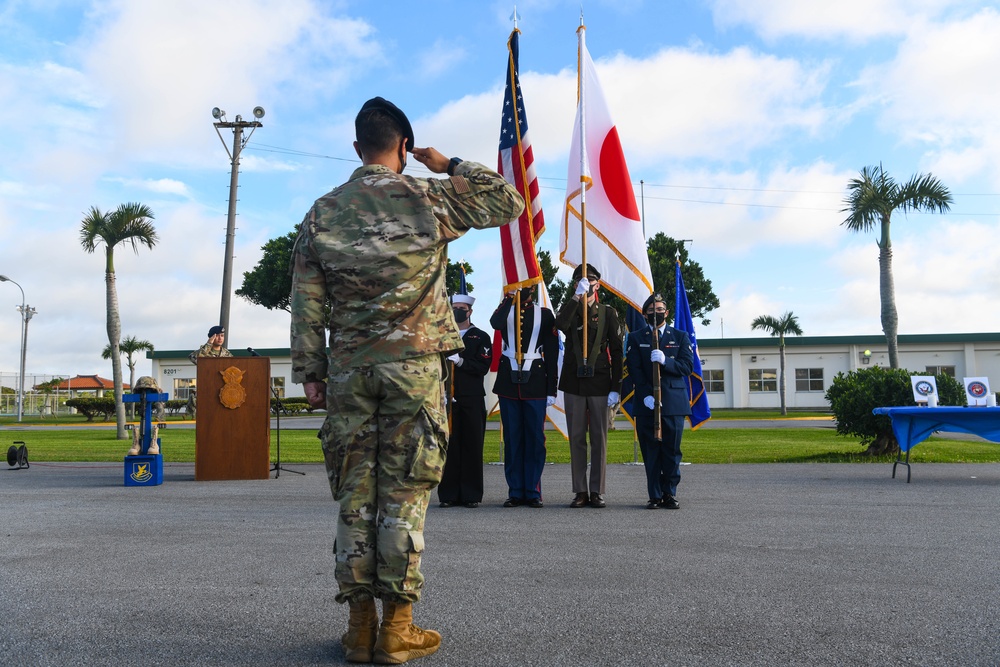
[{"xmin": 49, "ymin": 375, "xmax": 130, "ymax": 391}]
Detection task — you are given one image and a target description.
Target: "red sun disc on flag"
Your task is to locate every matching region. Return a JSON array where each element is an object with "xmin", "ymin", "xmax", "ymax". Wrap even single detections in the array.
[{"xmin": 599, "ymin": 126, "xmax": 640, "ymax": 221}]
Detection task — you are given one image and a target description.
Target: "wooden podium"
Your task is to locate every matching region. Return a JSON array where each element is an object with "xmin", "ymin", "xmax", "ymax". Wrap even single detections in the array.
[{"xmin": 195, "ymin": 356, "xmax": 271, "ymax": 480}]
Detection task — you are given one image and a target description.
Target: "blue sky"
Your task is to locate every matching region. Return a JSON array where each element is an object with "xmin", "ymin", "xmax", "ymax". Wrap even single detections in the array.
[{"xmin": 2, "ymin": 0, "xmax": 999, "ymax": 378}]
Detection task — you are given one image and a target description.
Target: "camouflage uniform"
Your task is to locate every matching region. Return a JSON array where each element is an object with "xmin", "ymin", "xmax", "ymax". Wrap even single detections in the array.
[
  {"xmin": 290, "ymin": 161, "xmax": 524, "ymax": 603},
  {"xmin": 188, "ymin": 343, "xmax": 233, "ymax": 365}
]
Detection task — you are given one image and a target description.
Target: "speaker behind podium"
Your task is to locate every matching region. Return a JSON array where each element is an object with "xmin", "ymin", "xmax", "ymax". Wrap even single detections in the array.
[{"xmin": 195, "ymin": 356, "xmax": 271, "ymax": 480}]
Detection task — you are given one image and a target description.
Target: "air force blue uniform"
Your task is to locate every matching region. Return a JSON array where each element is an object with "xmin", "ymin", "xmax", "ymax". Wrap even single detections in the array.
[{"xmin": 625, "ymin": 324, "xmax": 694, "ymax": 502}]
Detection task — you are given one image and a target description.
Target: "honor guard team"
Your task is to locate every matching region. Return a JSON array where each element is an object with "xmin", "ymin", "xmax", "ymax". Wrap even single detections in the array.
[{"xmin": 289, "ymin": 96, "xmax": 695, "ymax": 665}]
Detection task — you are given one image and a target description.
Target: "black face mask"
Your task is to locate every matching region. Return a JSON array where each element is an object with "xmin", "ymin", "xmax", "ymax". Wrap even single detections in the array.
[
  {"xmin": 453, "ymin": 308, "xmax": 469, "ymax": 324},
  {"xmin": 646, "ymin": 312, "xmax": 666, "ymax": 327}
]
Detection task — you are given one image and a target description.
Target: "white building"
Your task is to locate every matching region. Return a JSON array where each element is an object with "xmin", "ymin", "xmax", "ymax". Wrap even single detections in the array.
[{"xmin": 149, "ymin": 332, "xmax": 1000, "ymax": 410}]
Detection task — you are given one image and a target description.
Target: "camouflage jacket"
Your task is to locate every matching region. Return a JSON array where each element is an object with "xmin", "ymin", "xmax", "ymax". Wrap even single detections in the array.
[
  {"xmin": 290, "ymin": 161, "xmax": 525, "ymax": 382},
  {"xmin": 188, "ymin": 343, "xmax": 233, "ymax": 365}
]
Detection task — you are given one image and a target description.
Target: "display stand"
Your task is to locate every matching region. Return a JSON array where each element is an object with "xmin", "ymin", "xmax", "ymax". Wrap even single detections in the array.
[{"xmin": 123, "ymin": 389, "xmax": 168, "ymax": 487}]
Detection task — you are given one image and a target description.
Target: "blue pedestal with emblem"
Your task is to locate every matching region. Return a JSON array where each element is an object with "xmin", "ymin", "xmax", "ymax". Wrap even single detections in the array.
[
  {"xmin": 122, "ymin": 389, "xmax": 169, "ymax": 487},
  {"xmin": 125, "ymin": 453, "xmax": 162, "ymax": 486}
]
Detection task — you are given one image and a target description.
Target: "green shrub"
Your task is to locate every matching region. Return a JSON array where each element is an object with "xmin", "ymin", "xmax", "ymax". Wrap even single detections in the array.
[
  {"xmin": 271, "ymin": 396, "xmax": 314, "ymax": 416},
  {"xmin": 825, "ymin": 366, "xmax": 964, "ymax": 455},
  {"xmin": 65, "ymin": 397, "xmax": 117, "ymax": 422}
]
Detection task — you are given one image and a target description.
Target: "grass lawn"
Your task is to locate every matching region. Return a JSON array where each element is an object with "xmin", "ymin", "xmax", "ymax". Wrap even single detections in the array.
[{"xmin": 6, "ymin": 425, "xmax": 1000, "ymax": 465}]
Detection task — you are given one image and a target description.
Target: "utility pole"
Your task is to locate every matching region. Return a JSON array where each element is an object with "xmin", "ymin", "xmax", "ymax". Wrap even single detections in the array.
[
  {"xmin": 212, "ymin": 106, "xmax": 264, "ymax": 348},
  {"xmin": 1, "ymin": 274, "xmax": 33, "ymax": 422},
  {"xmin": 17, "ymin": 304, "xmax": 36, "ymax": 420}
]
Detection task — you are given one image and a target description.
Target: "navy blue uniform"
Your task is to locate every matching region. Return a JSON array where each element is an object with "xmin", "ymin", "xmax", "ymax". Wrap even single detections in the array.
[
  {"xmin": 625, "ymin": 324, "xmax": 693, "ymax": 502},
  {"xmin": 439, "ymin": 325, "xmax": 492, "ymax": 505}
]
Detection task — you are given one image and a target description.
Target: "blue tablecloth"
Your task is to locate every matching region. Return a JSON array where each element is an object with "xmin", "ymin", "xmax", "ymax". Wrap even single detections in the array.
[{"xmin": 872, "ymin": 406, "xmax": 1000, "ymax": 452}]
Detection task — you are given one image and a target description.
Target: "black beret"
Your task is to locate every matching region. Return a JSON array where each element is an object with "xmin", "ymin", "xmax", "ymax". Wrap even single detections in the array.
[
  {"xmin": 642, "ymin": 293, "xmax": 667, "ymax": 312},
  {"xmin": 208, "ymin": 326, "xmax": 224, "ymax": 336},
  {"xmin": 571, "ymin": 263, "xmax": 601, "ymax": 281},
  {"xmin": 358, "ymin": 96, "xmax": 414, "ymax": 151}
]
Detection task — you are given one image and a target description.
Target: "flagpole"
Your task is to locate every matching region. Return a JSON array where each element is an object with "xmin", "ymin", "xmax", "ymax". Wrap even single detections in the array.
[
  {"xmin": 640, "ymin": 179, "xmax": 646, "ymax": 238},
  {"xmin": 506, "ymin": 23, "xmax": 528, "ymax": 374},
  {"xmin": 577, "ymin": 15, "xmax": 589, "ymax": 372}
]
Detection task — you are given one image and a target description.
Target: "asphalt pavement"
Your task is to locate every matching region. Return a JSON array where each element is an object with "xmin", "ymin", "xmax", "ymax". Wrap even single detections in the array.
[{"xmin": 3, "ymin": 459, "xmax": 1000, "ymax": 666}]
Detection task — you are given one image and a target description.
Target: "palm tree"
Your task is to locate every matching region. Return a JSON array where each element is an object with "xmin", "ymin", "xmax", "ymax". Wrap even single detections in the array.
[
  {"xmin": 103, "ymin": 335, "xmax": 154, "ymax": 418},
  {"xmin": 81, "ymin": 203, "xmax": 158, "ymax": 439},
  {"xmin": 751, "ymin": 311, "xmax": 803, "ymax": 416},
  {"xmin": 842, "ymin": 165, "xmax": 952, "ymax": 369}
]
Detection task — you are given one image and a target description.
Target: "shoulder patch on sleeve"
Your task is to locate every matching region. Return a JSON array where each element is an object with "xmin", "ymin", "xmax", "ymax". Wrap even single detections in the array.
[{"xmin": 452, "ymin": 175, "xmax": 470, "ymax": 194}]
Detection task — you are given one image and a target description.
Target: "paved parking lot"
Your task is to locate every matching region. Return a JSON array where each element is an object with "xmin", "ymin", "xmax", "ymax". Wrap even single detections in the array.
[{"xmin": 3, "ymin": 460, "xmax": 999, "ymax": 666}]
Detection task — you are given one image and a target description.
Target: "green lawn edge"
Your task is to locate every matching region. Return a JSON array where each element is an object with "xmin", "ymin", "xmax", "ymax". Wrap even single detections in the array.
[{"xmin": 6, "ymin": 425, "xmax": 999, "ymax": 465}]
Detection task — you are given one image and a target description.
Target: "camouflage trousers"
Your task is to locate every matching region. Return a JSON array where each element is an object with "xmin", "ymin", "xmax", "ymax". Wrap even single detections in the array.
[{"xmin": 321, "ymin": 353, "xmax": 448, "ymax": 604}]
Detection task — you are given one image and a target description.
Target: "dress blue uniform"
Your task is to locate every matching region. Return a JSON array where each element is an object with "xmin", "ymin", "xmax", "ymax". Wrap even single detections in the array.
[
  {"xmin": 625, "ymin": 322, "xmax": 694, "ymax": 505},
  {"xmin": 490, "ymin": 294, "xmax": 558, "ymax": 505}
]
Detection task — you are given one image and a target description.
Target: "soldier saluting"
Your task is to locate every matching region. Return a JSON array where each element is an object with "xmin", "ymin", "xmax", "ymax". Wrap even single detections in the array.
[{"xmin": 289, "ymin": 97, "xmax": 524, "ymax": 664}]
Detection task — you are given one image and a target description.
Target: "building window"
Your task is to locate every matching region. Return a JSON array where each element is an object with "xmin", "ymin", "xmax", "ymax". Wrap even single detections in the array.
[
  {"xmin": 704, "ymin": 369, "xmax": 725, "ymax": 393},
  {"xmin": 925, "ymin": 365, "xmax": 956, "ymax": 378},
  {"xmin": 795, "ymin": 368, "xmax": 824, "ymax": 392},
  {"xmin": 173, "ymin": 378, "xmax": 196, "ymax": 400},
  {"xmin": 748, "ymin": 368, "xmax": 777, "ymax": 392},
  {"xmin": 271, "ymin": 377, "xmax": 285, "ymax": 399}
]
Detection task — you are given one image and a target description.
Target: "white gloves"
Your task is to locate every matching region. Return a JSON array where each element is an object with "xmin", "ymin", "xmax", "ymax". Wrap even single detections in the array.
[
  {"xmin": 546, "ymin": 396, "xmax": 557, "ymax": 407},
  {"xmin": 650, "ymin": 349, "xmax": 666, "ymax": 365},
  {"xmin": 607, "ymin": 391, "xmax": 620, "ymax": 407},
  {"xmin": 575, "ymin": 277, "xmax": 590, "ymax": 296},
  {"xmin": 447, "ymin": 353, "xmax": 463, "ymax": 366},
  {"xmin": 643, "ymin": 395, "xmax": 656, "ymax": 410}
]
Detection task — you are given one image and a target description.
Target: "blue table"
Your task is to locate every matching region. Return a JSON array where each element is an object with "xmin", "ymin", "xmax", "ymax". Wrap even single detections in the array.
[{"xmin": 872, "ymin": 406, "xmax": 1000, "ymax": 481}]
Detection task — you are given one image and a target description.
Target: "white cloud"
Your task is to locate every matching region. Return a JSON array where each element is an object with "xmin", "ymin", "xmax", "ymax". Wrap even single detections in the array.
[
  {"xmin": 75, "ymin": 0, "xmax": 381, "ymax": 163},
  {"xmin": 416, "ymin": 44, "xmax": 835, "ymax": 173},
  {"xmin": 417, "ymin": 38, "xmax": 469, "ymax": 80},
  {"xmin": 641, "ymin": 162, "xmax": 849, "ymax": 254},
  {"xmin": 105, "ymin": 177, "xmax": 191, "ymax": 198},
  {"xmin": 596, "ymin": 46, "xmax": 832, "ymax": 164},
  {"xmin": 708, "ymin": 0, "xmax": 968, "ymax": 41}
]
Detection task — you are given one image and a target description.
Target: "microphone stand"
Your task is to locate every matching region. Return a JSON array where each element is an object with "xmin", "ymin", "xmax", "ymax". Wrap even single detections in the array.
[
  {"xmin": 269, "ymin": 382, "xmax": 304, "ymax": 478},
  {"xmin": 248, "ymin": 348, "xmax": 304, "ymax": 478}
]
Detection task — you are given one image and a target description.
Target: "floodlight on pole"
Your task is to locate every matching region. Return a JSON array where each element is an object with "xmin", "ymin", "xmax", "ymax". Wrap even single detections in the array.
[
  {"xmin": 212, "ymin": 105, "xmax": 264, "ymax": 348},
  {"xmin": 0, "ymin": 274, "xmax": 34, "ymax": 422}
]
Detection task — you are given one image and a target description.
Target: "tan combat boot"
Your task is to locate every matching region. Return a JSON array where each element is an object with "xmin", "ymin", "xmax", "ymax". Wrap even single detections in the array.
[
  {"xmin": 342, "ymin": 597, "xmax": 379, "ymax": 663},
  {"xmin": 373, "ymin": 601, "xmax": 441, "ymax": 664},
  {"xmin": 126, "ymin": 428, "xmax": 141, "ymax": 456},
  {"xmin": 147, "ymin": 424, "xmax": 160, "ymax": 455}
]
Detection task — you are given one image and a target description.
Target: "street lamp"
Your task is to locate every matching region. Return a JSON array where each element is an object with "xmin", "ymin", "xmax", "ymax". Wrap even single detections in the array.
[
  {"xmin": 212, "ymin": 105, "xmax": 265, "ymax": 348},
  {"xmin": 0, "ymin": 274, "xmax": 35, "ymax": 422}
]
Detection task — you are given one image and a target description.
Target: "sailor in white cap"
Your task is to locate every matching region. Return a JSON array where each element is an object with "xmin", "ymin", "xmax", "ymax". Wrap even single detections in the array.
[{"xmin": 438, "ymin": 293, "xmax": 493, "ymax": 508}]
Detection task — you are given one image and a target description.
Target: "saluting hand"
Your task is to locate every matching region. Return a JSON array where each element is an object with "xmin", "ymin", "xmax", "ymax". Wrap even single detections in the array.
[{"xmin": 410, "ymin": 146, "xmax": 450, "ymax": 174}]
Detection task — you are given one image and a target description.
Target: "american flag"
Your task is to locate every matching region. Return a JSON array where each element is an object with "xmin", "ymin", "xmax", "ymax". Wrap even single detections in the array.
[{"xmin": 497, "ymin": 28, "xmax": 544, "ymax": 291}]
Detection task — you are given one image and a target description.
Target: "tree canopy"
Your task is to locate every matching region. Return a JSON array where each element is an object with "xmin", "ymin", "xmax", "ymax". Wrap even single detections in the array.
[
  {"xmin": 597, "ymin": 233, "xmax": 720, "ymax": 327},
  {"xmin": 445, "ymin": 260, "xmax": 474, "ymax": 295},
  {"xmin": 237, "ymin": 231, "xmax": 297, "ymax": 312}
]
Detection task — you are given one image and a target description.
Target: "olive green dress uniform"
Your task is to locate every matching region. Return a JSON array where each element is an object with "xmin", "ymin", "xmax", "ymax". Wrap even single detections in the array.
[
  {"xmin": 290, "ymin": 161, "xmax": 523, "ymax": 604},
  {"xmin": 555, "ymin": 298, "xmax": 623, "ymax": 498}
]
